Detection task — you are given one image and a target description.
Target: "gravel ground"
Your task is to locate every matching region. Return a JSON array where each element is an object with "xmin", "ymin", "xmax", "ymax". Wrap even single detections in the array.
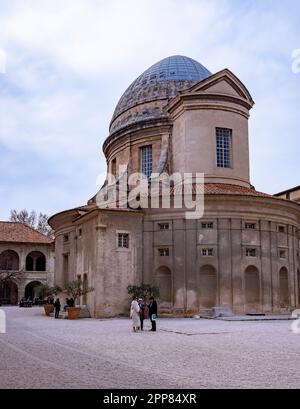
[{"xmin": 0, "ymin": 306, "xmax": 299, "ymax": 389}]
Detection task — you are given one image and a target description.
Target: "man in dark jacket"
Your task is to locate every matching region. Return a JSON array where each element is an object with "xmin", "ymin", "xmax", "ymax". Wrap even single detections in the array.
[
  {"xmin": 54, "ymin": 298, "xmax": 61, "ymax": 319},
  {"xmin": 148, "ymin": 296, "xmax": 157, "ymax": 332}
]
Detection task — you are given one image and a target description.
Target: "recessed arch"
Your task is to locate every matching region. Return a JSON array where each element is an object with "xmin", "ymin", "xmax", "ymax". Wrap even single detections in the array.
[
  {"xmin": 279, "ymin": 267, "xmax": 289, "ymax": 308},
  {"xmin": 245, "ymin": 265, "xmax": 260, "ymax": 312},
  {"xmin": 156, "ymin": 266, "xmax": 172, "ymax": 303},
  {"xmin": 199, "ymin": 265, "xmax": 217, "ymax": 308},
  {"xmin": 25, "ymin": 281, "xmax": 42, "ymax": 300},
  {"xmin": 0, "ymin": 250, "xmax": 19, "ymax": 271},
  {"xmin": 26, "ymin": 251, "xmax": 46, "ymax": 271},
  {"xmin": 0, "ymin": 280, "xmax": 18, "ymax": 305}
]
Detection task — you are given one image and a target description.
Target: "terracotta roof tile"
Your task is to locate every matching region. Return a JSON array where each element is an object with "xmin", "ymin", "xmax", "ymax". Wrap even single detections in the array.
[
  {"xmin": 0, "ymin": 222, "xmax": 53, "ymax": 244},
  {"xmin": 162, "ymin": 183, "xmax": 277, "ymax": 198}
]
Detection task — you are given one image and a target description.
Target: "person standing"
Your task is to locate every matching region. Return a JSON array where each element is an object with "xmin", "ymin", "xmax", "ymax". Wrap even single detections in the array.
[
  {"xmin": 138, "ymin": 298, "xmax": 145, "ymax": 331},
  {"xmin": 54, "ymin": 298, "xmax": 61, "ymax": 319},
  {"xmin": 148, "ymin": 296, "xmax": 158, "ymax": 332},
  {"xmin": 130, "ymin": 296, "xmax": 140, "ymax": 332}
]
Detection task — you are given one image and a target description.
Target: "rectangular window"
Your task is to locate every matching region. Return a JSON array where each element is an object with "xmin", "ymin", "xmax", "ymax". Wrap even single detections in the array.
[
  {"xmin": 202, "ymin": 222, "xmax": 214, "ymax": 229},
  {"xmin": 158, "ymin": 223, "xmax": 169, "ymax": 230},
  {"xmin": 111, "ymin": 158, "xmax": 116, "ymax": 177},
  {"xmin": 158, "ymin": 248, "xmax": 169, "ymax": 256},
  {"xmin": 141, "ymin": 145, "xmax": 152, "ymax": 178},
  {"xmin": 278, "ymin": 225, "xmax": 286, "ymax": 233},
  {"xmin": 245, "ymin": 223, "xmax": 256, "ymax": 230},
  {"xmin": 202, "ymin": 248, "xmax": 213, "ymax": 256},
  {"xmin": 63, "ymin": 254, "xmax": 69, "ymax": 286},
  {"xmin": 246, "ymin": 248, "xmax": 256, "ymax": 257},
  {"xmin": 279, "ymin": 250, "xmax": 286, "ymax": 259},
  {"xmin": 63, "ymin": 234, "xmax": 69, "ymax": 242},
  {"xmin": 216, "ymin": 128, "xmax": 232, "ymax": 168},
  {"xmin": 118, "ymin": 233, "xmax": 129, "ymax": 248},
  {"xmin": 78, "ymin": 228, "xmax": 82, "ymax": 237}
]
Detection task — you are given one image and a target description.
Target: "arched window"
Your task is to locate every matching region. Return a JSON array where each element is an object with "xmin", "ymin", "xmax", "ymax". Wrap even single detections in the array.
[
  {"xmin": 279, "ymin": 267, "xmax": 289, "ymax": 308},
  {"xmin": 0, "ymin": 250, "xmax": 19, "ymax": 271},
  {"xmin": 245, "ymin": 266, "xmax": 260, "ymax": 312},
  {"xmin": 199, "ymin": 265, "xmax": 217, "ymax": 308},
  {"xmin": 156, "ymin": 266, "xmax": 172, "ymax": 303},
  {"xmin": 26, "ymin": 252, "xmax": 46, "ymax": 272}
]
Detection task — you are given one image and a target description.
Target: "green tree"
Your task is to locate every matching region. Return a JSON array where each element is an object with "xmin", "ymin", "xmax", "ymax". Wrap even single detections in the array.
[
  {"xmin": 37, "ymin": 284, "xmax": 62, "ymax": 300},
  {"xmin": 127, "ymin": 283, "xmax": 160, "ymax": 299},
  {"xmin": 10, "ymin": 209, "xmax": 54, "ymax": 238},
  {"xmin": 65, "ymin": 279, "xmax": 94, "ymax": 305}
]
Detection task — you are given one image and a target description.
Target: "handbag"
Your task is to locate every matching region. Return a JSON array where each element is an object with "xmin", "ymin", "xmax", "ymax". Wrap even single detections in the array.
[{"xmin": 151, "ymin": 314, "xmax": 157, "ymax": 321}]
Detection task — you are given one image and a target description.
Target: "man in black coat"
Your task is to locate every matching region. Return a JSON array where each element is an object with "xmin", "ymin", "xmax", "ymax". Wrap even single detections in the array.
[
  {"xmin": 54, "ymin": 298, "xmax": 61, "ymax": 319},
  {"xmin": 148, "ymin": 296, "xmax": 158, "ymax": 332}
]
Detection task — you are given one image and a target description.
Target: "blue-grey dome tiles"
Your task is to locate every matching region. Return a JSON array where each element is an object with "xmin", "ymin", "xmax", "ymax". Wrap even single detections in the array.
[{"xmin": 110, "ymin": 55, "xmax": 212, "ymax": 134}]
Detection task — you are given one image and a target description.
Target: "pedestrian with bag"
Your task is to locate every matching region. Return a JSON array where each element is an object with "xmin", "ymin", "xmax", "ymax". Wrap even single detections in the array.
[{"xmin": 148, "ymin": 296, "xmax": 158, "ymax": 332}]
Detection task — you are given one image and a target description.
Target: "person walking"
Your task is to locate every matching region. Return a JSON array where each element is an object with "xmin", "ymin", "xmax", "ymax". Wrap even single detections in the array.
[
  {"xmin": 148, "ymin": 296, "xmax": 158, "ymax": 332},
  {"xmin": 54, "ymin": 298, "xmax": 61, "ymax": 319},
  {"xmin": 138, "ymin": 298, "xmax": 146, "ymax": 331},
  {"xmin": 130, "ymin": 296, "xmax": 140, "ymax": 332}
]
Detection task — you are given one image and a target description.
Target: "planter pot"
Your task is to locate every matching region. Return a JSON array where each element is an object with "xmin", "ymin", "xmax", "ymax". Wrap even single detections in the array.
[
  {"xmin": 44, "ymin": 304, "xmax": 54, "ymax": 316},
  {"xmin": 67, "ymin": 307, "xmax": 81, "ymax": 320}
]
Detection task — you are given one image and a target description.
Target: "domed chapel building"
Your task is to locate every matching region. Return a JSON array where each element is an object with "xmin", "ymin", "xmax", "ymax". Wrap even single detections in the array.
[{"xmin": 49, "ymin": 56, "xmax": 300, "ymax": 317}]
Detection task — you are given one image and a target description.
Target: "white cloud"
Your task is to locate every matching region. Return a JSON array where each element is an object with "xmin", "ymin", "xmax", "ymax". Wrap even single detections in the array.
[{"xmin": 0, "ymin": 0, "xmax": 299, "ymax": 219}]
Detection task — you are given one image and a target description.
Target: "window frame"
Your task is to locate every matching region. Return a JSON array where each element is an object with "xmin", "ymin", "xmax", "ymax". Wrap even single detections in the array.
[
  {"xmin": 140, "ymin": 145, "xmax": 153, "ymax": 179},
  {"xmin": 245, "ymin": 222, "xmax": 256, "ymax": 230},
  {"xmin": 117, "ymin": 232, "xmax": 130, "ymax": 249},
  {"xmin": 202, "ymin": 222, "xmax": 214, "ymax": 229},
  {"xmin": 246, "ymin": 248, "xmax": 256, "ymax": 257},
  {"xmin": 202, "ymin": 248, "xmax": 214, "ymax": 257},
  {"xmin": 158, "ymin": 248, "xmax": 170, "ymax": 257},
  {"xmin": 216, "ymin": 127, "xmax": 232, "ymax": 168},
  {"xmin": 158, "ymin": 222, "xmax": 170, "ymax": 230}
]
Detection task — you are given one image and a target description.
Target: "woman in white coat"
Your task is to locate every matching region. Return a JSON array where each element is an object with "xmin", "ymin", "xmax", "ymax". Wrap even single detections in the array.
[{"xmin": 130, "ymin": 296, "xmax": 140, "ymax": 332}]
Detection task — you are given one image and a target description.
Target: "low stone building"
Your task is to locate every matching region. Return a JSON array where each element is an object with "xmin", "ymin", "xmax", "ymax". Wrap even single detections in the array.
[
  {"xmin": 49, "ymin": 55, "xmax": 300, "ymax": 317},
  {"xmin": 0, "ymin": 222, "xmax": 54, "ymax": 304},
  {"xmin": 275, "ymin": 186, "xmax": 300, "ymax": 203}
]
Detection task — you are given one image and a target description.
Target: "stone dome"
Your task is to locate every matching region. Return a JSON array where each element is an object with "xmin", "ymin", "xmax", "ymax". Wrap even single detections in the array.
[{"xmin": 109, "ymin": 55, "xmax": 212, "ymax": 135}]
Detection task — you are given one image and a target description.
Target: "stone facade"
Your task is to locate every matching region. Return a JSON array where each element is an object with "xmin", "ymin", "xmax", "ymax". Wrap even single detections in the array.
[{"xmin": 49, "ymin": 55, "xmax": 300, "ymax": 317}]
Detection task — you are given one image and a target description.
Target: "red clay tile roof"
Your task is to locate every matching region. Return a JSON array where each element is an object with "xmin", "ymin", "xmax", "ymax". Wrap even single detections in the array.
[
  {"xmin": 162, "ymin": 183, "xmax": 277, "ymax": 198},
  {"xmin": 0, "ymin": 222, "xmax": 53, "ymax": 244},
  {"xmin": 203, "ymin": 183, "xmax": 273, "ymax": 197}
]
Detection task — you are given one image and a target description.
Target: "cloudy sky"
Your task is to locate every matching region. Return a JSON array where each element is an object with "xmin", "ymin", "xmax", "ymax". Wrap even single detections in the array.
[{"xmin": 0, "ymin": 0, "xmax": 299, "ymax": 220}]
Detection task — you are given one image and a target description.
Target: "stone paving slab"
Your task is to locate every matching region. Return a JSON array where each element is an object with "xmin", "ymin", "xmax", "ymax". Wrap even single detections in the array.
[{"xmin": 1, "ymin": 306, "xmax": 300, "ymax": 389}]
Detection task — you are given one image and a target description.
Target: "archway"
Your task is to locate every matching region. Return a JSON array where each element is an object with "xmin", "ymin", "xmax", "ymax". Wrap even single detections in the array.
[
  {"xmin": 156, "ymin": 266, "xmax": 172, "ymax": 303},
  {"xmin": 25, "ymin": 281, "xmax": 42, "ymax": 300},
  {"xmin": 0, "ymin": 280, "xmax": 18, "ymax": 305},
  {"xmin": 199, "ymin": 265, "xmax": 217, "ymax": 308},
  {"xmin": 26, "ymin": 252, "xmax": 46, "ymax": 271},
  {"xmin": 279, "ymin": 267, "xmax": 289, "ymax": 308},
  {"xmin": 245, "ymin": 266, "xmax": 260, "ymax": 312},
  {"xmin": 0, "ymin": 250, "xmax": 19, "ymax": 271}
]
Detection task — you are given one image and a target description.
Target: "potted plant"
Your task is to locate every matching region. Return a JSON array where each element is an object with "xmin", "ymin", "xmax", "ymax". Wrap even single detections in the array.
[
  {"xmin": 65, "ymin": 279, "xmax": 94, "ymax": 319},
  {"xmin": 37, "ymin": 284, "xmax": 62, "ymax": 316}
]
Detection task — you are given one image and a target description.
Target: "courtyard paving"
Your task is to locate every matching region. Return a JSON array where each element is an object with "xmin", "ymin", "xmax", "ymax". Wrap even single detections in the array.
[{"xmin": 0, "ymin": 306, "xmax": 300, "ymax": 389}]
